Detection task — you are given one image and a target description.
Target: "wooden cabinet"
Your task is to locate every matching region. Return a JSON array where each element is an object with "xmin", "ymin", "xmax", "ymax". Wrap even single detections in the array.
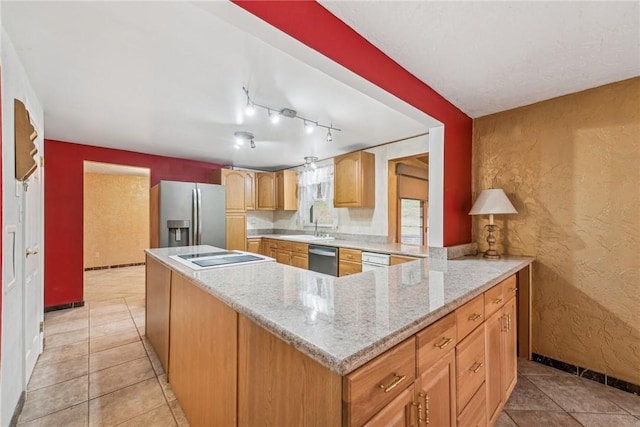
[
  {"xmin": 145, "ymin": 255, "xmax": 171, "ymax": 373},
  {"xmin": 246, "ymin": 238, "xmax": 261, "ymax": 254},
  {"xmin": 456, "ymin": 323, "xmax": 486, "ymax": 414},
  {"xmin": 339, "ymin": 248, "xmax": 362, "ymax": 277},
  {"xmin": 290, "ymin": 242, "xmax": 309, "ymax": 269},
  {"xmin": 485, "ymin": 308, "xmax": 504, "ymax": 424},
  {"xmin": 503, "ymin": 295, "xmax": 518, "ymax": 398},
  {"xmin": 226, "ymin": 213, "xmax": 246, "ymax": 251},
  {"xmin": 458, "ymin": 384, "xmax": 487, "ymax": 427},
  {"xmin": 363, "ymin": 384, "xmax": 415, "ymax": 427},
  {"xmin": 334, "ymin": 150, "xmax": 375, "ymax": 208},
  {"xmin": 244, "ymin": 171, "xmax": 255, "ymax": 210},
  {"xmin": 390, "ymin": 254, "xmax": 421, "ymax": 265},
  {"xmin": 276, "ymin": 170, "xmax": 298, "ymax": 211},
  {"xmin": 417, "ymin": 352, "xmax": 456, "ymax": 427},
  {"xmin": 344, "ymin": 338, "xmax": 416, "ymax": 426},
  {"xmin": 210, "ymin": 169, "xmax": 246, "ymax": 212},
  {"xmin": 169, "ymin": 272, "xmax": 238, "ymax": 426},
  {"xmin": 256, "ymin": 172, "xmax": 276, "ymax": 210}
]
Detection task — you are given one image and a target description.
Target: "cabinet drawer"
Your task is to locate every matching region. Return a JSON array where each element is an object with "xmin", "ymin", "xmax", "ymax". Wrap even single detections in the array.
[
  {"xmin": 344, "ymin": 338, "xmax": 416, "ymax": 427},
  {"xmin": 340, "ymin": 248, "xmax": 362, "ymax": 262},
  {"xmin": 276, "ymin": 240, "xmax": 291, "ymax": 251},
  {"xmin": 456, "ymin": 324, "xmax": 485, "ymax": 414},
  {"xmin": 484, "ymin": 282, "xmax": 505, "ymax": 317},
  {"xmin": 290, "ymin": 242, "xmax": 309, "ymax": 254},
  {"xmin": 339, "ymin": 260, "xmax": 362, "ymax": 277},
  {"xmin": 502, "ymin": 274, "xmax": 518, "ymax": 300},
  {"xmin": 455, "ymin": 294, "xmax": 485, "ymax": 341},
  {"xmin": 416, "ymin": 313, "xmax": 457, "ymax": 374},
  {"xmin": 457, "ymin": 383, "xmax": 487, "ymax": 427}
]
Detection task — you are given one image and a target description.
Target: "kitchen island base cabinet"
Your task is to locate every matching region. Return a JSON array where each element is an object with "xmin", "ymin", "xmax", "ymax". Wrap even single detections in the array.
[
  {"xmin": 144, "ymin": 255, "xmax": 171, "ymax": 373},
  {"xmin": 238, "ymin": 315, "xmax": 342, "ymax": 426},
  {"xmin": 169, "ymin": 274, "xmax": 238, "ymax": 426},
  {"xmin": 417, "ymin": 351, "xmax": 456, "ymax": 427},
  {"xmin": 363, "ymin": 384, "xmax": 415, "ymax": 427}
]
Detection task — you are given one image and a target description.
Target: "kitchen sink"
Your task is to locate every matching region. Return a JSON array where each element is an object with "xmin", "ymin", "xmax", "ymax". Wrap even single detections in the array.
[{"xmin": 279, "ymin": 235, "xmax": 335, "ymax": 242}]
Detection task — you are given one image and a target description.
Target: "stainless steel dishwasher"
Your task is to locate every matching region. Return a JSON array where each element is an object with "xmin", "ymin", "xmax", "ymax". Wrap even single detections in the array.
[{"xmin": 308, "ymin": 245, "xmax": 338, "ymax": 276}]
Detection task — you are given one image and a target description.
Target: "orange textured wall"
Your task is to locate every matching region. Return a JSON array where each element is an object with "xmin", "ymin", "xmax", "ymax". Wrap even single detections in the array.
[
  {"xmin": 473, "ymin": 77, "xmax": 640, "ymax": 384},
  {"xmin": 83, "ymin": 173, "xmax": 150, "ymax": 268}
]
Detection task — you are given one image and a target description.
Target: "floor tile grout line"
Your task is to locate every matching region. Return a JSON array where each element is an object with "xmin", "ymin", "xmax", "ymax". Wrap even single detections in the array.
[{"xmin": 521, "ymin": 372, "xmax": 581, "ymax": 414}]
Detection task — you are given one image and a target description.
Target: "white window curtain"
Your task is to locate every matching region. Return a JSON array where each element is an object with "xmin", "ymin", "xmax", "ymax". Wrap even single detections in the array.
[{"xmin": 298, "ymin": 165, "xmax": 338, "ymax": 228}]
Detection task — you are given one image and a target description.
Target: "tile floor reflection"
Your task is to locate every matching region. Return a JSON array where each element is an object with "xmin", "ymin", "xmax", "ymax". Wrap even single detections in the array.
[{"xmin": 17, "ymin": 265, "xmax": 640, "ymax": 426}]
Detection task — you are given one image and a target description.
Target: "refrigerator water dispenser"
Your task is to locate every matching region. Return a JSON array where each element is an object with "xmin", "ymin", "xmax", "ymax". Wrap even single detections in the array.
[{"xmin": 167, "ymin": 220, "xmax": 190, "ymax": 247}]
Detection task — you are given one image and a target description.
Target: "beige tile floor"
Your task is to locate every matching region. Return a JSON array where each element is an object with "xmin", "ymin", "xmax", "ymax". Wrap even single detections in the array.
[{"xmin": 17, "ymin": 265, "xmax": 640, "ymax": 426}]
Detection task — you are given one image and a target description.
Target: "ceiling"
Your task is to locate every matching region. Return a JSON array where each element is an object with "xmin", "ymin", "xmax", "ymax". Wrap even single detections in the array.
[
  {"xmin": 3, "ymin": 2, "xmax": 639, "ymax": 170},
  {"xmin": 320, "ymin": 1, "xmax": 640, "ymax": 118}
]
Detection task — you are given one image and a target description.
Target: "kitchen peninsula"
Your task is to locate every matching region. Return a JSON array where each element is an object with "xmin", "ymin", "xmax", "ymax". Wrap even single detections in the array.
[{"xmin": 146, "ymin": 245, "xmax": 533, "ymax": 426}]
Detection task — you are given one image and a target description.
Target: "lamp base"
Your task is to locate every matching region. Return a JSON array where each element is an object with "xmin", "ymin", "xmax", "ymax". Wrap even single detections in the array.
[
  {"xmin": 483, "ymin": 223, "xmax": 501, "ymax": 260},
  {"xmin": 482, "ymin": 249, "xmax": 501, "ymax": 259}
]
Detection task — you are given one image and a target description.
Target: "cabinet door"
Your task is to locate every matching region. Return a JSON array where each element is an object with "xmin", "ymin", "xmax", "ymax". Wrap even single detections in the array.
[
  {"xmin": 485, "ymin": 308, "xmax": 503, "ymax": 425},
  {"xmin": 246, "ymin": 238, "xmax": 261, "ymax": 254},
  {"xmin": 339, "ymin": 260, "xmax": 362, "ymax": 277},
  {"xmin": 363, "ymin": 383, "xmax": 415, "ymax": 427},
  {"xmin": 417, "ymin": 351, "xmax": 456, "ymax": 427},
  {"xmin": 503, "ymin": 296, "xmax": 517, "ymax": 398},
  {"xmin": 226, "ymin": 213, "xmax": 246, "ymax": 251},
  {"xmin": 290, "ymin": 254, "xmax": 308, "ymax": 270},
  {"xmin": 276, "ymin": 171, "xmax": 284, "ymax": 210},
  {"xmin": 334, "ymin": 152, "xmax": 361, "ymax": 206},
  {"xmin": 223, "ymin": 170, "xmax": 246, "ymax": 212},
  {"xmin": 276, "ymin": 249, "xmax": 291, "ymax": 265},
  {"xmin": 245, "ymin": 172, "xmax": 255, "ymax": 210},
  {"xmin": 145, "ymin": 255, "xmax": 171, "ymax": 373},
  {"xmin": 256, "ymin": 173, "xmax": 276, "ymax": 210}
]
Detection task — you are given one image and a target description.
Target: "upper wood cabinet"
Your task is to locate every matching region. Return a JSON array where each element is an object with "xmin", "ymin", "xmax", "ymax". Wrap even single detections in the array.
[
  {"xmin": 334, "ymin": 150, "xmax": 375, "ymax": 208},
  {"xmin": 244, "ymin": 172, "xmax": 256, "ymax": 211},
  {"xmin": 256, "ymin": 172, "xmax": 276, "ymax": 210},
  {"xmin": 210, "ymin": 169, "xmax": 246, "ymax": 212},
  {"xmin": 276, "ymin": 170, "xmax": 298, "ymax": 211}
]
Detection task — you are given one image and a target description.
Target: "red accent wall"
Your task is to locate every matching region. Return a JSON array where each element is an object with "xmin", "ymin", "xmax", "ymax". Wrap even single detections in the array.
[
  {"xmin": 44, "ymin": 139, "xmax": 223, "ymax": 307},
  {"xmin": 0, "ymin": 67, "xmax": 4, "ymax": 359},
  {"xmin": 233, "ymin": 1, "xmax": 473, "ymax": 246}
]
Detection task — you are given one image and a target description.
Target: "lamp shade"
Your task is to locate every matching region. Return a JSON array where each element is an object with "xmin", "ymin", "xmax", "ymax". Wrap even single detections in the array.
[{"xmin": 469, "ymin": 189, "xmax": 517, "ymax": 215}]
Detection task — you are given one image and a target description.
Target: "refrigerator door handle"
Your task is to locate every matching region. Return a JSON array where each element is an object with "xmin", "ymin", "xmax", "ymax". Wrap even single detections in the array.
[
  {"xmin": 197, "ymin": 188, "xmax": 203, "ymax": 245},
  {"xmin": 192, "ymin": 188, "xmax": 198, "ymax": 245}
]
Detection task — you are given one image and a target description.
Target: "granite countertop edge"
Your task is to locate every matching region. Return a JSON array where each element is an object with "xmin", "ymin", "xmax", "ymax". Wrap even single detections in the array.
[{"xmin": 146, "ymin": 248, "xmax": 533, "ymax": 376}]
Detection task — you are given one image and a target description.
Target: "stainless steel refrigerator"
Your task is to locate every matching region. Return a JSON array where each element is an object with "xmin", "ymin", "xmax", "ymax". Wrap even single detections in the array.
[{"xmin": 150, "ymin": 181, "xmax": 226, "ymax": 248}]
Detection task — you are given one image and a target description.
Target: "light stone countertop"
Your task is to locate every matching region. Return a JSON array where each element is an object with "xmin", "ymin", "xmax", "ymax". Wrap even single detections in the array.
[
  {"xmin": 250, "ymin": 235, "xmax": 430, "ymax": 257},
  {"xmin": 146, "ymin": 245, "xmax": 533, "ymax": 375}
]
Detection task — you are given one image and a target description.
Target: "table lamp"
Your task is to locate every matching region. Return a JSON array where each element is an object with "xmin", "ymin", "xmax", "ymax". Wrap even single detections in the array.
[{"xmin": 469, "ymin": 189, "xmax": 518, "ymax": 259}]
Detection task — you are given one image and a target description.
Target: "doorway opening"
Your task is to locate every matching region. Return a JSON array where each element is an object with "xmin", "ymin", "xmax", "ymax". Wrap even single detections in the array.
[
  {"xmin": 82, "ymin": 161, "xmax": 150, "ymax": 301},
  {"xmin": 388, "ymin": 153, "xmax": 429, "ymax": 245}
]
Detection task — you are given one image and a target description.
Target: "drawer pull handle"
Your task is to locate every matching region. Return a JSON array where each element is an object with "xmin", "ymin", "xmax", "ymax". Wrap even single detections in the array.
[
  {"xmin": 434, "ymin": 337, "xmax": 453, "ymax": 349},
  {"xmin": 412, "ymin": 401, "xmax": 423, "ymax": 424},
  {"xmin": 418, "ymin": 392, "xmax": 430, "ymax": 425},
  {"xmin": 506, "ymin": 313, "xmax": 511, "ymax": 331},
  {"xmin": 494, "ymin": 298, "xmax": 503, "ymax": 304},
  {"xmin": 468, "ymin": 313, "xmax": 482, "ymax": 322},
  {"xmin": 379, "ymin": 373, "xmax": 406, "ymax": 393},
  {"xmin": 509, "ymin": 287, "xmax": 518, "ymax": 293},
  {"xmin": 469, "ymin": 362, "xmax": 483, "ymax": 373}
]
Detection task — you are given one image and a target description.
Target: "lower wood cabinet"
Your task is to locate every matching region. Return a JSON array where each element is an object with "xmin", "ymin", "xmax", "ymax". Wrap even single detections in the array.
[
  {"xmin": 144, "ymin": 255, "xmax": 171, "ymax": 373},
  {"xmin": 291, "ymin": 253, "xmax": 308, "ymax": 269},
  {"xmin": 226, "ymin": 213, "xmax": 246, "ymax": 251},
  {"xmin": 417, "ymin": 351, "xmax": 456, "ymax": 426},
  {"xmin": 169, "ymin": 273, "xmax": 238, "ymax": 426},
  {"xmin": 339, "ymin": 248, "xmax": 362, "ymax": 277},
  {"xmin": 363, "ymin": 383, "xmax": 415, "ymax": 427},
  {"xmin": 246, "ymin": 238, "xmax": 261, "ymax": 254}
]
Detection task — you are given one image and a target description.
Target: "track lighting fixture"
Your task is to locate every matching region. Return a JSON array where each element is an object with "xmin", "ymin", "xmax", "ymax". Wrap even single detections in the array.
[
  {"xmin": 304, "ymin": 156, "xmax": 318, "ymax": 170},
  {"xmin": 242, "ymin": 87, "xmax": 340, "ymax": 139},
  {"xmin": 234, "ymin": 130, "xmax": 256, "ymax": 150}
]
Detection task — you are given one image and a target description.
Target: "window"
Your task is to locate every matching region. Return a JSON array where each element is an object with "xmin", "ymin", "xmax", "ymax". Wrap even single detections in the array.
[
  {"xmin": 400, "ymin": 199, "xmax": 425, "ymax": 245},
  {"xmin": 298, "ymin": 165, "xmax": 339, "ymax": 228}
]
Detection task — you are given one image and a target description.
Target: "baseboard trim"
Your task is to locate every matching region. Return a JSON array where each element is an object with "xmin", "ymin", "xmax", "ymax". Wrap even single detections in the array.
[
  {"xmin": 44, "ymin": 300, "xmax": 85, "ymax": 312},
  {"xmin": 84, "ymin": 262, "xmax": 145, "ymax": 271},
  {"xmin": 8, "ymin": 391, "xmax": 25, "ymax": 427},
  {"xmin": 532, "ymin": 352, "xmax": 639, "ymax": 395}
]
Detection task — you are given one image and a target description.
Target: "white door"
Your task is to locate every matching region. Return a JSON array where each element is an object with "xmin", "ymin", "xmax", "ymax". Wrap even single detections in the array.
[{"xmin": 23, "ymin": 148, "xmax": 44, "ymax": 381}]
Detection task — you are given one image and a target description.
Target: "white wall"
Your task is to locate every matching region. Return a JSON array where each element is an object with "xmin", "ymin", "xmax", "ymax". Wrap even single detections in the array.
[
  {"xmin": 1, "ymin": 28, "xmax": 45, "ymax": 426},
  {"xmin": 267, "ymin": 134, "xmax": 429, "ymax": 237}
]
